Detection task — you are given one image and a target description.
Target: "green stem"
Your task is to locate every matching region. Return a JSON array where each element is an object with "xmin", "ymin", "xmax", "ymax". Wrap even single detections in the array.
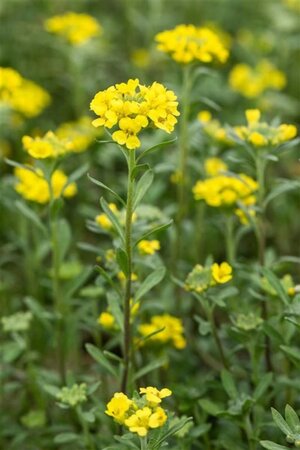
[
  {"xmin": 205, "ymin": 301, "xmax": 229, "ymax": 370},
  {"xmin": 243, "ymin": 413, "xmax": 255, "ymax": 450},
  {"xmin": 76, "ymin": 405, "xmax": 95, "ymax": 450},
  {"xmin": 174, "ymin": 65, "xmax": 193, "ymax": 269},
  {"xmin": 255, "ymin": 155, "xmax": 272, "ymax": 372},
  {"xmin": 140, "ymin": 436, "xmax": 147, "ymax": 450},
  {"xmin": 225, "ymin": 214, "xmax": 235, "ymax": 265},
  {"xmin": 121, "ymin": 150, "xmax": 135, "ymax": 393}
]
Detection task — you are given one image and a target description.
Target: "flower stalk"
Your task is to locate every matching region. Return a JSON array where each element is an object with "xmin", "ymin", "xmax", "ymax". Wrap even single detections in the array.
[{"xmin": 121, "ymin": 149, "xmax": 135, "ymax": 393}]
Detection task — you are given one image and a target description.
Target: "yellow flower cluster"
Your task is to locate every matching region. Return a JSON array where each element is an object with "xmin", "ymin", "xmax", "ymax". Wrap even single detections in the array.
[
  {"xmin": 90, "ymin": 78, "xmax": 180, "ymax": 149},
  {"xmin": 204, "ymin": 157, "xmax": 228, "ymax": 177},
  {"xmin": 193, "ymin": 172, "xmax": 257, "ymax": 209},
  {"xmin": 234, "ymin": 109, "xmax": 297, "ymax": 147},
  {"xmin": 44, "ymin": 12, "xmax": 101, "ymax": 45},
  {"xmin": 197, "ymin": 111, "xmax": 232, "ymax": 144},
  {"xmin": 229, "ymin": 60, "xmax": 286, "ymax": 98},
  {"xmin": 0, "ymin": 67, "xmax": 50, "ymax": 118},
  {"xmin": 106, "ymin": 387, "xmax": 171, "ymax": 436},
  {"xmin": 22, "ymin": 132, "xmax": 72, "ymax": 159},
  {"xmin": 56, "ymin": 116, "xmax": 100, "ymax": 153},
  {"xmin": 155, "ymin": 24, "xmax": 229, "ymax": 64},
  {"xmin": 139, "ymin": 314, "xmax": 186, "ymax": 349},
  {"xmin": 138, "ymin": 240, "xmax": 160, "ymax": 255},
  {"xmin": 14, "ymin": 167, "xmax": 77, "ymax": 204},
  {"xmin": 185, "ymin": 262, "xmax": 233, "ymax": 294}
]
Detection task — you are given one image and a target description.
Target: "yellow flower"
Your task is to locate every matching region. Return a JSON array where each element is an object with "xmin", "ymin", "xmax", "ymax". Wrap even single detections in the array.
[
  {"xmin": 139, "ymin": 387, "xmax": 172, "ymax": 404},
  {"xmin": 90, "ymin": 79, "xmax": 180, "ymax": 150},
  {"xmin": 211, "ymin": 262, "xmax": 233, "ymax": 284},
  {"xmin": 124, "ymin": 407, "xmax": 152, "ymax": 436},
  {"xmin": 204, "ymin": 158, "xmax": 228, "ymax": 176},
  {"xmin": 229, "ymin": 60, "xmax": 286, "ymax": 98},
  {"xmin": 193, "ymin": 173, "xmax": 258, "ymax": 212},
  {"xmin": 198, "ymin": 110, "xmax": 212, "ymax": 123},
  {"xmin": 139, "ymin": 314, "xmax": 186, "ymax": 349},
  {"xmin": 124, "ymin": 406, "xmax": 168, "ymax": 436},
  {"xmin": 44, "ymin": 12, "xmax": 101, "ymax": 45},
  {"xmin": 97, "ymin": 312, "xmax": 115, "ymax": 329},
  {"xmin": 117, "ymin": 271, "xmax": 138, "ymax": 282},
  {"xmin": 155, "ymin": 24, "xmax": 229, "ymax": 64},
  {"xmin": 56, "ymin": 116, "xmax": 101, "ymax": 153},
  {"xmin": 95, "ymin": 203, "xmax": 119, "ymax": 230},
  {"xmin": 105, "ymin": 393, "xmax": 132, "ymax": 424},
  {"xmin": 14, "ymin": 167, "xmax": 77, "ymax": 204},
  {"xmin": 0, "ymin": 67, "xmax": 50, "ymax": 118},
  {"xmin": 22, "ymin": 131, "xmax": 71, "ymax": 159},
  {"xmin": 234, "ymin": 110, "xmax": 297, "ymax": 147},
  {"xmin": 148, "ymin": 407, "xmax": 167, "ymax": 428},
  {"xmin": 138, "ymin": 240, "xmax": 160, "ymax": 255}
]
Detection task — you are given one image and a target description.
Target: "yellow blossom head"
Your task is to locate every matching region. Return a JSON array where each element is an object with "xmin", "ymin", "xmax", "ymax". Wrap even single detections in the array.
[
  {"xmin": 204, "ymin": 157, "xmax": 228, "ymax": 176},
  {"xmin": 14, "ymin": 167, "xmax": 77, "ymax": 204},
  {"xmin": 211, "ymin": 262, "xmax": 233, "ymax": 284},
  {"xmin": 90, "ymin": 79, "xmax": 180, "ymax": 150},
  {"xmin": 139, "ymin": 387, "xmax": 172, "ymax": 404},
  {"xmin": 44, "ymin": 12, "xmax": 101, "ymax": 45},
  {"xmin": 22, "ymin": 131, "xmax": 72, "ymax": 159},
  {"xmin": 155, "ymin": 24, "xmax": 229, "ymax": 64},
  {"xmin": 0, "ymin": 67, "xmax": 50, "ymax": 118},
  {"xmin": 139, "ymin": 314, "xmax": 186, "ymax": 349},
  {"xmin": 105, "ymin": 393, "xmax": 132, "ymax": 424},
  {"xmin": 138, "ymin": 240, "xmax": 160, "ymax": 255},
  {"xmin": 229, "ymin": 60, "xmax": 286, "ymax": 98},
  {"xmin": 97, "ymin": 312, "xmax": 115, "ymax": 329}
]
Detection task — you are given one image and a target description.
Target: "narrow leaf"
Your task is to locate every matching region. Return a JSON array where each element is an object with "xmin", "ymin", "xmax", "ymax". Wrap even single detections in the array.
[
  {"xmin": 134, "ymin": 220, "xmax": 173, "ymax": 245},
  {"xmin": 100, "ymin": 197, "xmax": 124, "ymax": 242},
  {"xmin": 88, "ymin": 174, "xmax": 125, "ymax": 206},
  {"xmin": 133, "ymin": 358, "xmax": 166, "ymax": 381},
  {"xmin": 271, "ymin": 407, "xmax": 293, "ymax": 435},
  {"xmin": 135, "ymin": 267, "xmax": 166, "ymax": 301},
  {"xmin": 221, "ymin": 370, "xmax": 238, "ymax": 399},
  {"xmin": 136, "ymin": 137, "xmax": 177, "ymax": 163},
  {"xmin": 85, "ymin": 343, "xmax": 118, "ymax": 377},
  {"xmin": 15, "ymin": 200, "xmax": 47, "ymax": 235},
  {"xmin": 133, "ymin": 169, "xmax": 154, "ymax": 210}
]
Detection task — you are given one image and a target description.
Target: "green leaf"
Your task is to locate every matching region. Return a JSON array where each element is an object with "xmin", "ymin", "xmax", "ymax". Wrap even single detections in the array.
[
  {"xmin": 199, "ymin": 399, "xmax": 222, "ymax": 416},
  {"xmin": 260, "ymin": 441, "xmax": 289, "ymax": 450},
  {"xmin": 153, "ymin": 417, "xmax": 193, "ymax": 447},
  {"xmin": 43, "ymin": 384, "xmax": 60, "ymax": 397},
  {"xmin": 57, "ymin": 219, "xmax": 71, "ymax": 264},
  {"xmin": 133, "ymin": 357, "xmax": 167, "ymax": 381},
  {"xmin": 85, "ymin": 343, "xmax": 118, "ymax": 377},
  {"xmin": 221, "ymin": 370, "xmax": 238, "ymax": 399},
  {"xmin": 132, "ymin": 169, "xmax": 154, "ymax": 210},
  {"xmin": 88, "ymin": 174, "xmax": 125, "ymax": 206},
  {"xmin": 135, "ymin": 266, "xmax": 166, "ymax": 301},
  {"xmin": 263, "ymin": 179, "xmax": 300, "ymax": 209},
  {"xmin": 95, "ymin": 265, "xmax": 122, "ymax": 298},
  {"xmin": 136, "ymin": 137, "xmax": 177, "ymax": 163},
  {"xmin": 116, "ymin": 248, "xmax": 128, "ymax": 276},
  {"xmin": 253, "ymin": 373, "xmax": 273, "ymax": 401},
  {"xmin": 280, "ymin": 345, "xmax": 300, "ymax": 365},
  {"xmin": 271, "ymin": 407, "xmax": 293, "ymax": 436},
  {"xmin": 54, "ymin": 433, "xmax": 79, "ymax": 444},
  {"xmin": 65, "ymin": 162, "xmax": 89, "ymax": 186},
  {"xmin": 261, "ymin": 268, "xmax": 289, "ymax": 306},
  {"xmin": 64, "ymin": 267, "xmax": 93, "ymax": 300},
  {"xmin": 100, "ymin": 197, "xmax": 124, "ymax": 243},
  {"xmin": 107, "ymin": 293, "xmax": 123, "ymax": 332},
  {"xmin": 134, "ymin": 220, "xmax": 173, "ymax": 246},
  {"xmin": 5, "ymin": 158, "xmax": 38, "ymax": 173},
  {"xmin": 15, "ymin": 200, "xmax": 47, "ymax": 235},
  {"xmin": 285, "ymin": 404, "xmax": 300, "ymax": 431}
]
